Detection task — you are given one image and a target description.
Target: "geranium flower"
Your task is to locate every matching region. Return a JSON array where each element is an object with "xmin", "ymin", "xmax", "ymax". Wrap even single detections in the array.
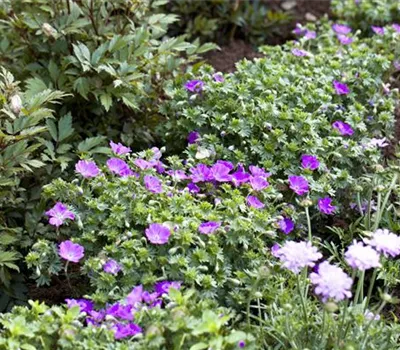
[
  {"xmin": 278, "ymin": 218, "xmax": 295, "ymax": 234},
  {"xmin": 144, "ymin": 175, "xmax": 163, "ymax": 193},
  {"xmin": 333, "ymin": 80, "xmax": 350, "ymax": 95},
  {"xmin": 103, "ymin": 259, "xmax": 122, "ymax": 275},
  {"xmin": 250, "ymin": 176, "xmax": 269, "ymax": 191},
  {"xmin": 188, "ymin": 131, "xmax": 200, "ymax": 144},
  {"xmin": 332, "ymin": 121, "xmax": 354, "ymax": 136},
  {"xmin": 59, "ymin": 240, "xmax": 84, "ymax": 263},
  {"xmin": 65, "ymin": 298, "xmax": 94, "ymax": 313},
  {"xmin": 393, "ymin": 24, "xmax": 400, "ymax": 33},
  {"xmin": 337, "ymin": 34, "xmax": 353, "ymax": 45},
  {"xmin": 190, "ymin": 164, "xmax": 212, "ymax": 183},
  {"xmin": 199, "ymin": 221, "xmax": 221, "ymax": 234},
  {"xmin": 154, "ymin": 281, "xmax": 181, "ymax": 296},
  {"xmin": 301, "ymin": 155, "xmax": 319, "ymax": 170},
  {"xmin": 213, "ymin": 73, "xmax": 224, "ymax": 83},
  {"xmin": 110, "ymin": 141, "xmax": 131, "ymax": 155},
  {"xmin": 371, "ymin": 26, "xmax": 385, "ymax": 35},
  {"xmin": 46, "ymin": 202, "xmax": 75, "ymax": 227},
  {"xmin": 145, "ymin": 223, "xmax": 171, "ymax": 244},
  {"xmin": 112, "ymin": 323, "xmax": 142, "ymax": 340},
  {"xmin": 288, "ymin": 175, "xmax": 309, "ymax": 195},
  {"xmin": 107, "ymin": 158, "xmax": 134, "ymax": 177},
  {"xmin": 246, "ymin": 195, "xmax": 264, "ymax": 209},
  {"xmin": 332, "ymin": 23, "xmax": 352, "ymax": 35},
  {"xmin": 318, "ymin": 197, "xmax": 336, "ymax": 215},
  {"xmin": 184, "ymin": 80, "xmax": 204, "ymax": 93},
  {"xmin": 292, "ymin": 48, "xmax": 310, "ymax": 57},
  {"xmin": 211, "ymin": 162, "xmax": 232, "ymax": 182},
  {"xmin": 75, "ymin": 160, "xmax": 100, "ymax": 178}
]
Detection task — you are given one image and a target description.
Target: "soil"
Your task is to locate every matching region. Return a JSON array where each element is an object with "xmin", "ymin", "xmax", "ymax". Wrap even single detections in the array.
[{"xmin": 205, "ymin": 0, "xmax": 331, "ymax": 72}]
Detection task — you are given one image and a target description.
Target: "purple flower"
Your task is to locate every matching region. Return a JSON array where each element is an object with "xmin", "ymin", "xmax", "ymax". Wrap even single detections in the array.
[
  {"xmin": 75, "ymin": 160, "xmax": 100, "ymax": 178},
  {"xmin": 103, "ymin": 259, "xmax": 122, "ymax": 275},
  {"xmin": 45, "ymin": 202, "xmax": 75, "ymax": 227},
  {"xmin": 371, "ymin": 26, "xmax": 385, "ymax": 35},
  {"xmin": 332, "ymin": 23, "xmax": 352, "ymax": 35},
  {"xmin": 134, "ymin": 159, "xmax": 151, "ymax": 170},
  {"xmin": 190, "ymin": 164, "xmax": 212, "ymax": 183},
  {"xmin": 86, "ymin": 310, "xmax": 105, "ymax": 325},
  {"xmin": 188, "ymin": 131, "xmax": 200, "ymax": 144},
  {"xmin": 145, "ymin": 223, "xmax": 171, "ymax": 245},
  {"xmin": 184, "ymin": 80, "xmax": 204, "ymax": 93},
  {"xmin": 293, "ymin": 23, "xmax": 305, "ymax": 36},
  {"xmin": 364, "ymin": 229, "xmax": 400, "ymax": 257},
  {"xmin": 65, "ymin": 298, "xmax": 94, "ymax": 313},
  {"xmin": 250, "ymin": 176, "xmax": 269, "ymax": 191},
  {"xmin": 393, "ymin": 24, "xmax": 400, "ymax": 33},
  {"xmin": 144, "ymin": 175, "xmax": 163, "ymax": 193},
  {"xmin": 167, "ymin": 170, "xmax": 189, "ymax": 181},
  {"xmin": 310, "ymin": 261, "xmax": 353, "ymax": 302},
  {"xmin": 106, "ymin": 303, "xmax": 134, "ymax": 320},
  {"xmin": 318, "ymin": 197, "xmax": 336, "ymax": 215},
  {"xmin": 291, "ymin": 48, "xmax": 309, "ymax": 57},
  {"xmin": 271, "ymin": 243, "xmax": 280, "ymax": 257},
  {"xmin": 211, "ymin": 163, "xmax": 231, "ymax": 182},
  {"xmin": 199, "ymin": 221, "xmax": 221, "ymax": 234},
  {"xmin": 246, "ymin": 195, "xmax": 264, "ymax": 209},
  {"xmin": 288, "ymin": 175, "xmax": 309, "ymax": 196},
  {"xmin": 333, "ymin": 80, "xmax": 350, "ymax": 95},
  {"xmin": 332, "ymin": 121, "xmax": 354, "ymax": 136},
  {"xmin": 304, "ymin": 30, "xmax": 316, "ymax": 40},
  {"xmin": 365, "ymin": 310, "xmax": 380, "ymax": 321},
  {"xmin": 154, "ymin": 281, "xmax": 181, "ymax": 296},
  {"xmin": 142, "ymin": 291, "xmax": 158, "ymax": 305},
  {"xmin": 113, "ymin": 323, "xmax": 142, "ymax": 340},
  {"xmin": 301, "ymin": 155, "xmax": 319, "ymax": 171},
  {"xmin": 231, "ymin": 170, "xmax": 250, "ymax": 187},
  {"xmin": 110, "ymin": 141, "xmax": 131, "ymax": 155},
  {"xmin": 187, "ymin": 182, "xmax": 200, "ymax": 193},
  {"xmin": 278, "ymin": 218, "xmax": 295, "ymax": 234},
  {"xmin": 345, "ymin": 241, "xmax": 381, "ymax": 271},
  {"xmin": 238, "ymin": 340, "xmax": 246, "ymax": 348},
  {"xmin": 337, "ymin": 34, "xmax": 353, "ymax": 45},
  {"xmin": 107, "ymin": 158, "xmax": 134, "ymax": 177},
  {"xmin": 249, "ymin": 165, "xmax": 271, "ymax": 178},
  {"xmin": 274, "ymin": 241, "xmax": 322, "ymax": 274},
  {"xmin": 151, "ymin": 147, "xmax": 162, "ymax": 160},
  {"xmin": 126, "ymin": 285, "xmax": 143, "ymax": 306},
  {"xmin": 58, "ymin": 240, "xmax": 84, "ymax": 263},
  {"xmin": 213, "ymin": 73, "xmax": 224, "ymax": 83}
]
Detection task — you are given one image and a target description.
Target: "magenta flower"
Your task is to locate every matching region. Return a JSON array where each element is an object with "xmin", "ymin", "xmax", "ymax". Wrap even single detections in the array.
[
  {"xmin": 134, "ymin": 159, "xmax": 151, "ymax": 170},
  {"xmin": 113, "ymin": 323, "xmax": 142, "ymax": 340},
  {"xmin": 301, "ymin": 154, "xmax": 319, "ymax": 170},
  {"xmin": 310, "ymin": 261, "xmax": 353, "ymax": 302},
  {"xmin": 333, "ymin": 80, "xmax": 350, "ymax": 95},
  {"xmin": 332, "ymin": 121, "xmax": 354, "ymax": 136},
  {"xmin": 167, "ymin": 170, "xmax": 189, "ymax": 181},
  {"xmin": 250, "ymin": 176, "xmax": 269, "ymax": 191},
  {"xmin": 110, "ymin": 141, "xmax": 131, "ymax": 155},
  {"xmin": 106, "ymin": 303, "xmax": 134, "ymax": 320},
  {"xmin": 304, "ymin": 30, "xmax": 316, "ymax": 39},
  {"xmin": 288, "ymin": 175, "xmax": 309, "ymax": 195},
  {"xmin": 187, "ymin": 182, "xmax": 200, "ymax": 193},
  {"xmin": 249, "ymin": 165, "xmax": 271, "ymax": 178},
  {"xmin": 190, "ymin": 164, "xmax": 212, "ymax": 183},
  {"xmin": 45, "ymin": 202, "xmax": 75, "ymax": 227},
  {"xmin": 65, "ymin": 298, "xmax": 94, "ymax": 313},
  {"xmin": 318, "ymin": 197, "xmax": 336, "ymax": 215},
  {"xmin": 154, "ymin": 281, "xmax": 181, "ymax": 296},
  {"xmin": 274, "ymin": 241, "xmax": 322, "ymax": 274},
  {"xmin": 144, "ymin": 175, "xmax": 163, "ymax": 193},
  {"xmin": 393, "ymin": 24, "xmax": 400, "ymax": 33},
  {"xmin": 364, "ymin": 229, "xmax": 400, "ymax": 257},
  {"xmin": 184, "ymin": 80, "xmax": 204, "ymax": 93},
  {"xmin": 75, "ymin": 160, "xmax": 100, "ymax": 178},
  {"xmin": 291, "ymin": 48, "xmax": 309, "ymax": 57},
  {"xmin": 211, "ymin": 163, "xmax": 231, "ymax": 182},
  {"xmin": 59, "ymin": 240, "xmax": 84, "ymax": 263},
  {"xmin": 332, "ymin": 23, "xmax": 352, "ymax": 35},
  {"xmin": 126, "ymin": 285, "xmax": 143, "ymax": 306},
  {"xmin": 371, "ymin": 26, "xmax": 385, "ymax": 35},
  {"xmin": 188, "ymin": 131, "xmax": 200, "ymax": 144},
  {"xmin": 103, "ymin": 259, "xmax": 122, "ymax": 275},
  {"xmin": 145, "ymin": 223, "xmax": 171, "ymax": 244},
  {"xmin": 337, "ymin": 34, "xmax": 353, "ymax": 45},
  {"xmin": 107, "ymin": 158, "xmax": 134, "ymax": 177},
  {"xmin": 213, "ymin": 73, "xmax": 224, "ymax": 83},
  {"xmin": 278, "ymin": 218, "xmax": 295, "ymax": 234},
  {"xmin": 231, "ymin": 170, "xmax": 250, "ymax": 186},
  {"xmin": 246, "ymin": 195, "xmax": 264, "ymax": 209},
  {"xmin": 345, "ymin": 241, "xmax": 381, "ymax": 271},
  {"xmin": 271, "ymin": 243, "xmax": 280, "ymax": 257},
  {"xmin": 199, "ymin": 221, "xmax": 221, "ymax": 234}
]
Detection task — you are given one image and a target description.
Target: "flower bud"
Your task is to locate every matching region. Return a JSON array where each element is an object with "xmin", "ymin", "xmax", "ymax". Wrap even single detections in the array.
[
  {"xmin": 258, "ymin": 266, "xmax": 270, "ymax": 278},
  {"xmin": 324, "ymin": 302, "xmax": 338, "ymax": 313},
  {"xmin": 42, "ymin": 23, "xmax": 57, "ymax": 37},
  {"xmin": 254, "ymin": 291, "xmax": 263, "ymax": 298},
  {"xmin": 10, "ymin": 94, "xmax": 22, "ymax": 115},
  {"xmin": 382, "ymin": 293, "xmax": 393, "ymax": 303},
  {"xmin": 300, "ymin": 198, "xmax": 313, "ymax": 207}
]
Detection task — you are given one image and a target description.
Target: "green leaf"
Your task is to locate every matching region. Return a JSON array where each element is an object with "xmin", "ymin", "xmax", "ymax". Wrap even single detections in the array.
[
  {"xmin": 99, "ymin": 94, "xmax": 113, "ymax": 112},
  {"xmin": 73, "ymin": 77, "xmax": 90, "ymax": 99},
  {"xmin": 58, "ymin": 113, "xmax": 74, "ymax": 142},
  {"xmin": 46, "ymin": 119, "xmax": 58, "ymax": 141},
  {"xmin": 77, "ymin": 136, "xmax": 106, "ymax": 153},
  {"xmin": 189, "ymin": 343, "xmax": 209, "ymax": 350}
]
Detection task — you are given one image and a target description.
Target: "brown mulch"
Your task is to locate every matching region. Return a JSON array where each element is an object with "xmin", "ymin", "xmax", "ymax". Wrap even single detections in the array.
[{"xmin": 205, "ymin": 0, "xmax": 331, "ymax": 72}]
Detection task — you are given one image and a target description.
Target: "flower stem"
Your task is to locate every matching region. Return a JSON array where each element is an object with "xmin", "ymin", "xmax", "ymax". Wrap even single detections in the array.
[
  {"xmin": 305, "ymin": 206, "xmax": 312, "ymax": 242},
  {"xmin": 360, "ymin": 300, "xmax": 387, "ymax": 349},
  {"xmin": 296, "ymin": 273, "xmax": 309, "ymax": 335},
  {"xmin": 65, "ymin": 261, "xmax": 72, "ymax": 291},
  {"xmin": 354, "ymin": 270, "xmax": 365, "ymax": 304},
  {"xmin": 366, "ymin": 269, "xmax": 378, "ymax": 310}
]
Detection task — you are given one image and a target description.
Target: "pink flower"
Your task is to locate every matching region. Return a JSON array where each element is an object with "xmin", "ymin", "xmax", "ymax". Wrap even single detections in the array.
[
  {"xmin": 250, "ymin": 176, "xmax": 269, "ymax": 191},
  {"xmin": 332, "ymin": 121, "xmax": 354, "ymax": 136},
  {"xmin": 59, "ymin": 240, "xmax": 84, "ymax": 263},
  {"xmin": 288, "ymin": 175, "xmax": 309, "ymax": 195},
  {"xmin": 110, "ymin": 141, "xmax": 131, "ymax": 155},
  {"xmin": 145, "ymin": 223, "xmax": 171, "ymax": 244},
  {"xmin": 107, "ymin": 158, "xmax": 134, "ymax": 177},
  {"xmin": 144, "ymin": 175, "xmax": 163, "ymax": 193},
  {"xmin": 278, "ymin": 218, "xmax": 294, "ymax": 234},
  {"xmin": 333, "ymin": 80, "xmax": 350, "ymax": 95},
  {"xmin": 318, "ymin": 197, "xmax": 336, "ymax": 215},
  {"xmin": 45, "ymin": 202, "xmax": 75, "ymax": 227},
  {"xmin": 199, "ymin": 221, "xmax": 221, "ymax": 234},
  {"xmin": 371, "ymin": 26, "xmax": 385, "ymax": 35},
  {"xmin": 75, "ymin": 160, "xmax": 100, "ymax": 178},
  {"xmin": 246, "ymin": 195, "xmax": 264, "ymax": 209}
]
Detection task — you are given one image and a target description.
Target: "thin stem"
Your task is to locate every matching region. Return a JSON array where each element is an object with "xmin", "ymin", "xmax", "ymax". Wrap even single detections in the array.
[
  {"xmin": 319, "ymin": 309, "xmax": 326, "ymax": 347},
  {"xmin": 354, "ymin": 270, "xmax": 365, "ymax": 304},
  {"xmin": 366, "ymin": 269, "xmax": 378, "ymax": 309},
  {"xmin": 246, "ymin": 277, "xmax": 260, "ymax": 328},
  {"xmin": 66, "ymin": 0, "xmax": 71, "ymax": 14},
  {"xmin": 296, "ymin": 274, "xmax": 309, "ymax": 334},
  {"xmin": 360, "ymin": 301, "xmax": 387, "ymax": 349},
  {"xmin": 64, "ymin": 260, "xmax": 72, "ymax": 291},
  {"xmin": 305, "ymin": 206, "xmax": 312, "ymax": 242},
  {"xmin": 373, "ymin": 173, "xmax": 398, "ymax": 231},
  {"xmin": 356, "ymin": 192, "xmax": 364, "ymax": 216}
]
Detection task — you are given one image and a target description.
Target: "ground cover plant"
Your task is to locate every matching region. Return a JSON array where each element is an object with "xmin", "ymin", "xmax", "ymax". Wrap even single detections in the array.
[{"xmin": 2, "ymin": 0, "xmax": 400, "ymax": 349}]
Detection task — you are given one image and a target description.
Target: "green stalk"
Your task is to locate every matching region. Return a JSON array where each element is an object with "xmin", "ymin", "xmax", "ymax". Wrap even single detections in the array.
[
  {"xmin": 296, "ymin": 274, "xmax": 309, "ymax": 335},
  {"xmin": 360, "ymin": 301, "xmax": 387, "ymax": 349},
  {"xmin": 365, "ymin": 269, "xmax": 378, "ymax": 310},
  {"xmin": 354, "ymin": 270, "xmax": 365, "ymax": 304},
  {"xmin": 305, "ymin": 206, "xmax": 312, "ymax": 242}
]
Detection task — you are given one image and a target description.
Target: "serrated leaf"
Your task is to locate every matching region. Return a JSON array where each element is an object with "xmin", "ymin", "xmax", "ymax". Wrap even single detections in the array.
[
  {"xmin": 58, "ymin": 113, "xmax": 74, "ymax": 142},
  {"xmin": 77, "ymin": 136, "xmax": 106, "ymax": 152},
  {"xmin": 46, "ymin": 119, "xmax": 58, "ymax": 141},
  {"xmin": 99, "ymin": 94, "xmax": 112, "ymax": 111}
]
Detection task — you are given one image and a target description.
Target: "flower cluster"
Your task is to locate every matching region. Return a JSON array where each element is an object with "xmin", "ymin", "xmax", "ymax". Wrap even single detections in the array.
[
  {"xmin": 65, "ymin": 282, "xmax": 181, "ymax": 339},
  {"xmin": 332, "ymin": 23, "xmax": 353, "ymax": 45}
]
